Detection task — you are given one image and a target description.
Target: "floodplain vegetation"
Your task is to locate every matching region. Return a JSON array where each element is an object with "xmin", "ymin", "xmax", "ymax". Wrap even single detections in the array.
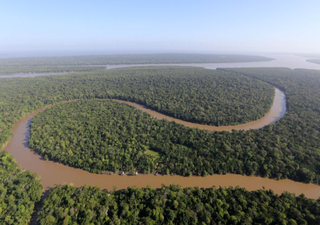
[
  {"xmin": 103, "ymin": 67, "xmax": 274, "ymax": 126},
  {"xmin": 0, "ymin": 67, "xmax": 318, "ymax": 183},
  {"xmin": 38, "ymin": 184, "xmax": 320, "ymax": 225},
  {"xmin": 23, "ymin": 66, "xmax": 320, "ymax": 184},
  {"xmin": 0, "ymin": 151, "xmax": 42, "ymax": 224},
  {"xmin": 0, "ymin": 66, "xmax": 275, "ymax": 150},
  {"xmin": 0, "ymin": 65, "xmax": 320, "ymax": 223}
]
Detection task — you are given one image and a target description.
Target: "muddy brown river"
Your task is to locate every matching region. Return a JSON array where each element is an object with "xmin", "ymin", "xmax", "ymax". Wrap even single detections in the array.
[
  {"xmin": 114, "ymin": 88, "xmax": 286, "ymax": 131},
  {"xmin": 4, "ymin": 90, "xmax": 320, "ymax": 199},
  {"xmin": 2, "ymin": 54, "xmax": 320, "ymax": 199}
]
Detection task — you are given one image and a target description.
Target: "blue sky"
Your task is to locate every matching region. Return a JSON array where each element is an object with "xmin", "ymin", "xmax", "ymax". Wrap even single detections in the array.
[{"xmin": 1, "ymin": 0, "xmax": 319, "ymax": 54}]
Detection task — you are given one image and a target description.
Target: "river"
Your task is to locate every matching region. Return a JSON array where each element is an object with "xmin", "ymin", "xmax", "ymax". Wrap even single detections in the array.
[
  {"xmin": 4, "ymin": 106, "xmax": 320, "ymax": 199},
  {"xmin": 1, "ymin": 54, "xmax": 320, "ymax": 79},
  {"xmin": 2, "ymin": 53, "xmax": 320, "ymax": 199},
  {"xmin": 114, "ymin": 88, "xmax": 285, "ymax": 132}
]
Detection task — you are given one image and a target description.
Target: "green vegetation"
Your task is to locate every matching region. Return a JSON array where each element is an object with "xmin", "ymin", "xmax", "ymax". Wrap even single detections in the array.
[
  {"xmin": 30, "ymin": 99, "xmax": 291, "ymax": 177},
  {"xmin": 218, "ymin": 68, "xmax": 320, "ymax": 181},
  {"xmin": 307, "ymin": 59, "xmax": 320, "ymax": 65},
  {"xmin": 38, "ymin": 184, "xmax": 320, "ymax": 224},
  {"xmin": 29, "ymin": 100, "xmax": 161, "ymax": 174},
  {"xmin": 0, "ymin": 53, "xmax": 273, "ymax": 66},
  {"xmin": 0, "ymin": 67, "xmax": 320, "ymax": 184},
  {"xmin": 1, "ymin": 65, "xmax": 320, "ymax": 223},
  {"xmin": 0, "ymin": 151, "xmax": 42, "ymax": 224},
  {"xmin": 0, "ymin": 66, "xmax": 105, "ymax": 75},
  {"xmin": 106, "ymin": 67, "xmax": 275, "ymax": 126}
]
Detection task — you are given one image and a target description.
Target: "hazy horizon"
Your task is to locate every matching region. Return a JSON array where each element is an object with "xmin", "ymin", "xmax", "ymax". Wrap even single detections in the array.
[
  {"xmin": 1, "ymin": 50, "xmax": 317, "ymax": 60},
  {"xmin": 1, "ymin": 1, "xmax": 320, "ymax": 55}
]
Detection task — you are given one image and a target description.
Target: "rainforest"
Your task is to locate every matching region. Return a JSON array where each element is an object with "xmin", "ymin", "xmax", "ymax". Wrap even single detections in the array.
[{"xmin": 1, "ymin": 63, "xmax": 320, "ymax": 224}]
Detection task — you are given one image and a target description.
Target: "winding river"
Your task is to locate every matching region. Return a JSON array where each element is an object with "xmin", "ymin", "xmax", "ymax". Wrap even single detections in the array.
[
  {"xmin": 4, "ymin": 102, "xmax": 320, "ymax": 199},
  {"xmin": 2, "ymin": 54, "xmax": 320, "ymax": 199},
  {"xmin": 114, "ymin": 88, "xmax": 285, "ymax": 131}
]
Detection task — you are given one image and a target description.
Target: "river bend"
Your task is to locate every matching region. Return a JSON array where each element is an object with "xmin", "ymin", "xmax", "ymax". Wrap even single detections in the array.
[
  {"xmin": 4, "ymin": 110, "xmax": 320, "ymax": 199},
  {"xmin": 4, "ymin": 89, "xmax": 320, "ymax": 199},
  {"xmin": 2, "ymin": 54, "xmax": 320, "ymax": 199}
]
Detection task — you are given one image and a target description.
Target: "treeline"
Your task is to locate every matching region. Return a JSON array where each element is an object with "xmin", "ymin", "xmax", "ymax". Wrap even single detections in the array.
[
  {"xmin": 0, "ymin": 53, "xmax": 273, "ymax": 66},
  {"xmin": 0, "ymin": 66, "xmax": 105, "ymax": 75},
  {"xmin": 0, "ymin": 67, "xmax": 320, "ymax": 184},
  {"xmin": 38, "ymin": 184, "xmax": 320, "ymax": 224},
  {"xmin": 0, "ymin": 151, "xmax": 42, "ymax": 224}
]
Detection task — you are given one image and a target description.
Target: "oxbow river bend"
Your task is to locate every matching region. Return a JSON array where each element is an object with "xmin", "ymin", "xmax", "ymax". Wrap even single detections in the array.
[
  {"xmin": 4, "ymin": 90, "xmax": 320, "ymax": 199},
  {"xmin": 4, "ymin": 103, "xmax": 320, "ymax": 199},
  {"xmin": 2, "ymin": 53, "xmax": 320, "ymax": 199},
  {"xmin": 114, "ymin": 87, "xmax": 285, "ymax": 132}
]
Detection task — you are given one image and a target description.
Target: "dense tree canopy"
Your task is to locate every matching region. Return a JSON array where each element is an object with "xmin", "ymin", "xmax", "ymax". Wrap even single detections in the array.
[
  {"xmin": 1, "ymin": 65, "xmax": 320, "ymax": 223},
  {"xmin": 221, "ymin": 68, "xmax": 320, "ymax": 180},
  {"xmin": 38, "ymin": 184, "xmax": 320, "ymax": 224},
  {"xmin": 0, "ymin": 67, "xmax": 319, "ymax": 183},
  {"xmin": 0, "ymin": 151, "xmax": 42, "ymax": 224},
  {"xmin": 28, "ymin": 92, "xmax": 320, "ymax": 184},
  {"xmin": 102, "ymin": 67, "xmax": 275, "ymax": 126},
  {"xmin": 29, "ymin": 100, "xmax": 160, "ymax": 174},
  {"xmin": 0, "ymin": 53, "xmax": 273, "ymax": 66},
  {"xmin": 0, "ymin": 67, "xmax": 275, "ymax": 151}
]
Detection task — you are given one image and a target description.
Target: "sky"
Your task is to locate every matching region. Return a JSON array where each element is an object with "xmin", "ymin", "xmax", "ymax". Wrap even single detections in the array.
[{"xmin": 1, "ymin": 0, "xmax": 319, "ymax": 55}]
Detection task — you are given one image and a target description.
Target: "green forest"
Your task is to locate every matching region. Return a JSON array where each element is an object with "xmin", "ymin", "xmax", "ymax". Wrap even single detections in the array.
[
  {"xmin": 0, "ymin": 53, "xmax": 273, "ymax": 66},
  {"xmin": 0, "ymin": 67, "xmax": 318, "ymax": 183},
  {"xmin": 0, "ymin": 151, "xmax": 42, "ymax": 224},
  {"xmin": 38, "ymin": 184, "xmax": 320, "ymax": 224},
  {"xmin": 20, "ymin": 68, "xmax": 320, "ymax": 183},
  {"xmin": 0, "ymin": 66, "xmax": 105, "ymax": 75},
  {"xmin": 1, "ymin": 66, "xmax": 320, "ymax": 223},
  {"xmin": 100, "ymin": 67, "xmax": 275, "ymax": 126}
]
